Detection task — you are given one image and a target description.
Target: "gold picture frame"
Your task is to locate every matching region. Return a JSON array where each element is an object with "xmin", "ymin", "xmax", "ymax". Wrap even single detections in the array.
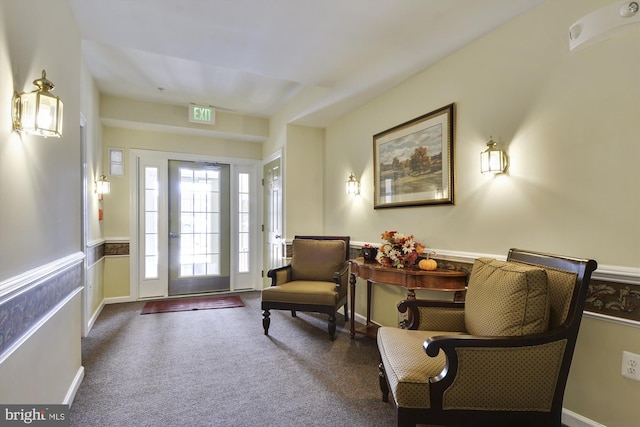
[{"xmin": 373, "ymin": 103, "xmax": 455, "ymax": 208}]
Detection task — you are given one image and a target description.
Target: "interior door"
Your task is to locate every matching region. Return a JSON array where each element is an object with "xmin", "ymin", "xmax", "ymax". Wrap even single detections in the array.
[
  {"xmin": 168, "ymin": 160, "xmax": 231, "ymax": 295},
  {"xmin": 263, "ymin": 156, "xmax": 283, "ymax": 286}
]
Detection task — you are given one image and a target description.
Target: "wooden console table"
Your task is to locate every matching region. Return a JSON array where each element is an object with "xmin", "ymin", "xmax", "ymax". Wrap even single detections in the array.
[{"xmin": 348, "ymin": 257, "xmax": 467, "ymax": 338}]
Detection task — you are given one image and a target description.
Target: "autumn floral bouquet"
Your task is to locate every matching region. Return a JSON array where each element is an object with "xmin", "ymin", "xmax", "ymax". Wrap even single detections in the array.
[{"xmin": 375, "ymin": 231, "xmax": 426, "ymax": 269}]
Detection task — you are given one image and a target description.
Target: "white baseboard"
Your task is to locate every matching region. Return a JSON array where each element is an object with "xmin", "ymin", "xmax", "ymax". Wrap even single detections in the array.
[
  {"xmin": 562, "ymin": 408, "xmax": 606, "ymax": 427},
  {"xmin": 104, "ymin": 295, "xmax": 136, "ymax": 304},
  {"xmin": 337, "ymin": 307, "xmax": 378, "ymax": 329},
  {"xmin": 85, "ymin": 300, "xmax": 105, "ymax": 335},
  {"xmin": 65, "ymin": 366, "xmax": 85, "ymax": 407}
]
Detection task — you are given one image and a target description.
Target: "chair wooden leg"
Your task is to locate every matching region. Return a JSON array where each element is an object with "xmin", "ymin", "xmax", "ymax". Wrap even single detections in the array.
[
  {"xmin": 328, "ymin": 315, "xmax": 337, "ymax": 340},
  {"xmin": 343, "ymin": 302, "xmax": 349, "ymax": 321},
  {"xmin": 379, "ymin": 362, "xmax": 389, "ymax": 402},
  {"xmin": 291, "ymin": 310, "xmax": 297, "ymax": 317},
  {"xmin": 262, "ymin": 310, "xmax": 270, "ymax": 335}
]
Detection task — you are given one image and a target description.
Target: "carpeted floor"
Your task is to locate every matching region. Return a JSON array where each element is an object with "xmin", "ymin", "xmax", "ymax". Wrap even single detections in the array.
[{"xmin": 69, "ymin": 291, "xmax": 397, "ymax": 426}]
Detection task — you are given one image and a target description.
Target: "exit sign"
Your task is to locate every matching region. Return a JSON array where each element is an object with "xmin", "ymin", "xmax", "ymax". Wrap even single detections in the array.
[{"xmin": 189, "ymin": 104, "xmax": 215, "ymax": 125}]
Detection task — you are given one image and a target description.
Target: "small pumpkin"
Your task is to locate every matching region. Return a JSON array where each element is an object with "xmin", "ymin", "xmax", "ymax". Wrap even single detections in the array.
[{"xmin": 418, "ymin": 258, "xmax": 438, "ymax": 271}]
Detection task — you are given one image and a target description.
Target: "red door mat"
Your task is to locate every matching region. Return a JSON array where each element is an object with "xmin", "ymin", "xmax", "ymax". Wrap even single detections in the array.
[{"xmin": 141, "ymin": 295, "xmax": 244, "ymax": 314}]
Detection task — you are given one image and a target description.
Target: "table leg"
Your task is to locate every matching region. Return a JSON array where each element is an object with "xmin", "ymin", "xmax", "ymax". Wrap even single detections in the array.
[
  {"xmin": 349, "ymin": 273, "xmax": 357, "ymax": 338},
  {"xmin": 366, "ymin": 279, "xmax": 373, "ymax": 326}
]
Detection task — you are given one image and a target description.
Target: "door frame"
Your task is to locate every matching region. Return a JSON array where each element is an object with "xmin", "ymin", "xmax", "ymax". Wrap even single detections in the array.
[
  {"xmin": 129, "ymin": 149, "xmax": 262, "ymax": 300},
  {"xmin": 79, "ymin": 113, "xmax": 90, "ymax": 336}
]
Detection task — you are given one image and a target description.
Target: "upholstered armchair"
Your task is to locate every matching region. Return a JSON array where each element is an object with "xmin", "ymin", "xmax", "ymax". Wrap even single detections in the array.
[
  {"xmin": 262, "ymin": 236, "xmax": 350, "ymax": 340},
  {"xmin": 377, "ymin": 248, "xmax": 597, "ymax": 427}
]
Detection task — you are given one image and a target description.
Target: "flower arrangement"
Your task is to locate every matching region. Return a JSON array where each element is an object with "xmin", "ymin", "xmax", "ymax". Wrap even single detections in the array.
[{"xmin": 375, "ymin": 231, "xmax": 426, "ymax": 269}]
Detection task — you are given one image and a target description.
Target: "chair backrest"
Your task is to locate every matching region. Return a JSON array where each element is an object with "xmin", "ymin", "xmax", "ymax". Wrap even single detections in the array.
[
  {"xmin": 290, "ymin": 236, "xmax": 350, "ymax": 281},
  {"xmin": 465, "ymin": 258, "xmax": 551, "ymax": 336},
  {"xmin": 506, "ymin": 248, "xmax": 597, "ymax": 331},
  {"xmin": 294, "ymin": 236, "xmax": 351, "ymax": 261}
]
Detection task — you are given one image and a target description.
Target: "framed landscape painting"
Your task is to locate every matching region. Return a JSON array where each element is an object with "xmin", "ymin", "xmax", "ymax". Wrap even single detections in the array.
[{"xmin": 373, "ymin": 103, "xmax": 455, "ymax": 209}]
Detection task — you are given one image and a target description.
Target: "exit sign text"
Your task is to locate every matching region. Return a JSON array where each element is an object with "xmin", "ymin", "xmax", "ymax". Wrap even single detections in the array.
[{"xmin": 189, "ymin": 104, "xmax": 215, "ymax": 125}]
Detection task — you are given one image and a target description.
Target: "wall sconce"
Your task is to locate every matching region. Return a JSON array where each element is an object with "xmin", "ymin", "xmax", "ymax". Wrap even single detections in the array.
[
  {"xmin": 12, "ymin": 70, "xmax": 63, "ymax": 138},
  {"xmin": 346, "ymin": 173, "xmax": 360, "ymax": 196},
  {"xmin": 569, "ymin": 1, "xmax": 640, "ymax": 51},
  {"xmin": 96, "ymin": 175, "xmax": 111, "ymax": 200},
  {"xmin": 480, "ymin": 137, "xmax": 508, "ymax": 175}
]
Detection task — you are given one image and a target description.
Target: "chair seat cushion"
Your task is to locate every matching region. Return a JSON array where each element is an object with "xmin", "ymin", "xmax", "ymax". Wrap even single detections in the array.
[
  {"xmin": 377, "ymin": 326, "xmax": 463, "ymax": 409},
  {"xmin": 465, "ymin": 258, "xmax": 550, "ymax": 336},
  {"xmin": 261, "ymin": 281, "xmax": 339, "ymax": 306}
]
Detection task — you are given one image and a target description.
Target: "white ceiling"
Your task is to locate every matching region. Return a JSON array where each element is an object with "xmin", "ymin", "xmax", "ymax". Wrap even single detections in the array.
[{"xmin": 69, "ymin": 0, "xmax": 542, "ymax": 127}]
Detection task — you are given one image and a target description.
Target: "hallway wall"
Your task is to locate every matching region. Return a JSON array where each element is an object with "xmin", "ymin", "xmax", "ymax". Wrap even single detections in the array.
[{"xmin": 0, "ymin": 0, "xmax": 85, "ymax": 404}]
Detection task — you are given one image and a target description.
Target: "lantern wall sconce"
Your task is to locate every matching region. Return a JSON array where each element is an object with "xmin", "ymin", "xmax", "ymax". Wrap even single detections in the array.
[
  {"xmin": 480, "ymin": 137, "xmax": 509, "ymax": 175},
  {"xmin": 346, "ymin": 173, "xmax": 360, "ymax": 196},
  {"xmin": 12, "ymin": 69, "xmax": 63, "ymax": 138},
  {"xmin": 96, "ymin": 175, "xmax": 111, "ymax": 200}
]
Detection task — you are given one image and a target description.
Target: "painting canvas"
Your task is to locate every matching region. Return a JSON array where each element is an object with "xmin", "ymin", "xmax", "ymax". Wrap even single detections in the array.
[{"xmin": 373, "ymin": 104, "xmax": 454, "ymax": 208}]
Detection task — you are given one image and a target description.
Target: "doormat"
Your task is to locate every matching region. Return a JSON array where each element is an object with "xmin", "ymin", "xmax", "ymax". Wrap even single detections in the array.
[{"xmin": 140, "ymin": 295, "xmax": 244, "ymax": 315}]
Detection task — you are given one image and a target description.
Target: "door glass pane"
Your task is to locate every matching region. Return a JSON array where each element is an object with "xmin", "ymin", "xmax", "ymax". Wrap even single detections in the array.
[
  {"xmin": 145, "ymin": 256, "xmax": 158, "ymax": 279},
  {"xmin": 178, "ymin": 167, "xmax": 221, "ymax": 278},
  {"xmin": 238, "ymin": 172, "xmax": 250, "ymax": 273},
  {"xmin": 144, "ymin": 166, "xmax": 159, "ymax": 279},
  {"xmin": 145, "ymin": 212, "xmax": 157, "ymax": 233}
]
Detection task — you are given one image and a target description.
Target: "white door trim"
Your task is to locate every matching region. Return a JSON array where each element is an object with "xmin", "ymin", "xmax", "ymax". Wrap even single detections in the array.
[{"xmin": 129, "ymin": 149, "xmax": 261, "ymax": 300}]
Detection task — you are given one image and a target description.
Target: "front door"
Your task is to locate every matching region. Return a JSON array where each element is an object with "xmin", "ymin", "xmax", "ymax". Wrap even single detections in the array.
[
  {"xmin": 263, "ymin": 156, "xmax": 283, "ymax": 286},
  {"xmin": 168, "ymin": 160, "xmax": 231, "ymax": 295}
]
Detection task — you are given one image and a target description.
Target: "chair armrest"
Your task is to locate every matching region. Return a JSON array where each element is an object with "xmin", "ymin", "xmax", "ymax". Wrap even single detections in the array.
[
  {"xmin": 333, "ymin": 263, "xmax": 350, "ymax": 296},
  {"xmin": 398, "ymin": 299, "xmax": 466, "ymax": 331},
  {"xmin": 267, "ymin": 265, "xmax": 292, "ymax": 286},
  {"xmin": 423, "ymin": 330, "xmax": 570, "ymax": 410}
]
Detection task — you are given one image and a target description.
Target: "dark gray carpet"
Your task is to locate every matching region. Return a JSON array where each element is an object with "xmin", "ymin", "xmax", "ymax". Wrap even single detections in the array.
[{"xmin": 69, "ymin": 291, "xmax": 396, "ymax": 426}]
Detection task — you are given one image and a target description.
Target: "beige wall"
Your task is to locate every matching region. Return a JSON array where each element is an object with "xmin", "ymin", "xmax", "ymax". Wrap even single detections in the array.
[
  {"xmin": 325, "ymin": 0, "xmax": 639, "ymax": 266},
  {"xmin": 0, "ymin": 0, "xmax": 85, "ymax": 405},
  {"xmin": 0, "ymin": 0, "xmax": 82, "ymax": 279},
  {"xmin": 567, "ymin": 316, "xmax": 640, "ymax": 426},
  {"xmin": 81, "ymin": 60, "xmax": 105, "ymax": 246},
  {"xmin": 101, "ymin": 96, "xmax": 269, "ymax": 143},
  {"xmin": 284, "ymin": 124, "xmax": 325, "ymax": 236},
  {"xmin": 322, "ymin": 1, "xmax": 640, "ymax": 425},
  {"xmin": 81, "ymin": 58, "xmax": 106, "ymax": 322},
  {"xmin": 101, "ymin": 123, "xmax": 263, "ymax": 239},
  {"xmin": 104, "ymin": 257, "xmax": 130, "ymax": 299},
  {"xmin": 263, "ymin": 90, "xmax": 328, "ymax": 239}
]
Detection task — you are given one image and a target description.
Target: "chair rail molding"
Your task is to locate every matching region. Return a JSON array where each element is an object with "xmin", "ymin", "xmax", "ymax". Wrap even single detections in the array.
[
  {"xmin": 0, "ymin": 252, "xmax": 84, "ymax": 362},
  {"xmin": 350, "ymin": 242, "xmax": 640, "ymax": 327},
  {"xmin": 0, "ymin": 252, "xmax": 85, "ymax": 298}
]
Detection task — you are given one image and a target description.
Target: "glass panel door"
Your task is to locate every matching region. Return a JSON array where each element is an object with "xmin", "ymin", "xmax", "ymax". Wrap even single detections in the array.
[{"xmin": 168, "ymin": 160, "xmax": 230, "ymax": 295}]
